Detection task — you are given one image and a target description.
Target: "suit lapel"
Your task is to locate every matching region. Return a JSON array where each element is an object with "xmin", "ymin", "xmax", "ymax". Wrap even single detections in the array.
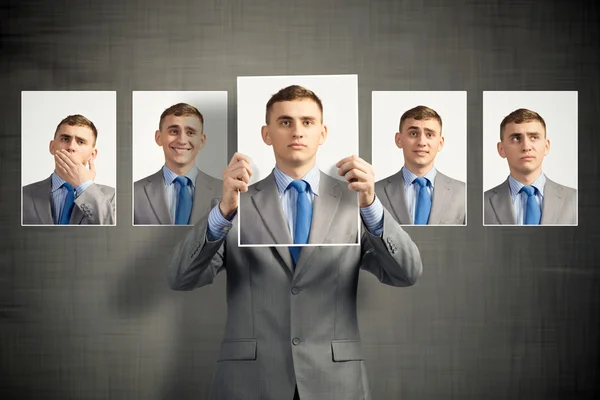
[
  {"xmin": 190, "ymin": 170, "xmax": 217, "ymax": 223},
  {"xmin": 144, "ymin": 170, "xmax": 172, "ymax": 224},
  {"xmin": 250, "ymin": 173, "xmax": 294, "ymax": 272},
  {"xmin": 294, "ymin": 173, "xmax": 343, "ymax": 273},
  {"xmin": 70, "ymin": 204, "xmax": 86, "ymax": 224},
  {"xmin": 540, "ymin": 178, "xmax": 564, "ymax": 224},
  {"xmin": 384, "ymin": 171, "xmax": 412, "ymax": 224},
  {"xmin": 32, "ymin": 177, "xmax": 54, "ymax": 224},
  {"xmin": 429, "ymin": 173, "xmax": 451, "ymax": 225},
  {"xmin": 490, "ymin": 179, "xmax": 516, "ymax": 224}
]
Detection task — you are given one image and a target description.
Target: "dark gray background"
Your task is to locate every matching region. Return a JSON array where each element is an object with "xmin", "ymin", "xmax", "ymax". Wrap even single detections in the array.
[{"xmin": 2, "ymin": 0, "xmax": 599, "ymax": 399}]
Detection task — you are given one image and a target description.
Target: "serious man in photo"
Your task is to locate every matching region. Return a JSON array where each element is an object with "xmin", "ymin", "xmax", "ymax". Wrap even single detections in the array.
[
  {"xmin": 22, "ymin": 114, "xmax": 115, "ymax": 225},
  {"xmin": 375, "ymin": 105, "xmax": 466, "ymax": 225},
  {"xmin": 167, "ymin": 85, "xmax": 422, "ymax": 399},
  {"xmin": 484, "ymin": 108, "xmax": 577, "ymax": 225},
  {"xmin": 134, "ymin": 103, "xmax": 222, "ymax": 225}
]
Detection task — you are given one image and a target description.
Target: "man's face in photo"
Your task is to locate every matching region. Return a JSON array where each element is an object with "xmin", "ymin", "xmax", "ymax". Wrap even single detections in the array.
[
  {"xmin": 155, "ymin": 114, "xmax": 206, "ymax": 170},
  {"xmin": 395, "ymin": 118, "xmax": 444, "ymax": 172},
  {"xmin": 497, "ymin": 120, "xmax": 550, "ymax": 177},
  {"xmin": 262, "ymin": 99, "xmax": 327, "ymax": 168},
  {"xmin": 49, "ymin": 124, "xmax": 97, "ymax": 165}
]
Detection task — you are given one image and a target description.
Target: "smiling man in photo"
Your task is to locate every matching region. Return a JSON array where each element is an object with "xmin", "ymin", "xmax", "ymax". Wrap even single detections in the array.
[
  {"xmin": 22, "ymin": 114, "xmax": 116, "ymax": 225},
  {"xmin": 484, "ymin": 108, "xmax": 577, "ymax": 225},
  {"xmin": 134, "ymin": 103, "xmax": 222, "ymax": 225},
  {"xmin": 375, "ymin": 105, "xmax": 466, "ymax": 225}
]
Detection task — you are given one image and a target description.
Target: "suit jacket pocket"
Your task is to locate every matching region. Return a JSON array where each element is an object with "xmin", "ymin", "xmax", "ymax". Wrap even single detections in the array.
[
  {"xmin": 218, "ymin": 339, "xmax": 257, "ymax": 361},
  {"xmin": 331, "ymin": 339, "xmax": 363, "ymax": 362}
]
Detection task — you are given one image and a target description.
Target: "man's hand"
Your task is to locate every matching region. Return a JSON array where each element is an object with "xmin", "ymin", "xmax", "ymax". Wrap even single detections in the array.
[
  {"xmin": 220, "ymin": 152, "xmax": 253, "ymax": 218},
  {"xmin": 336, "ymin": 155, "xmax": 375, "ymax": 207},
  {"xmin": 54, "ymin": 150, "xmax": 96, "ymax": 188}
]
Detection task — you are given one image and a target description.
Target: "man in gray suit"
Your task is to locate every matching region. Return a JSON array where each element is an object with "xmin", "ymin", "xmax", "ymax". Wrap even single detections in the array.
[
  {"xmin": 484, "ymin": 108, "xmax": 577, "ymax": 225},
  {"xmin": 22, "ymin": 114, "xmax": 115, "ymax": 225},
  {"xmin": 167, "ymin": 85, "xmax": 423, "ymax": 399},
  {"xmin": 375, "ymin": 105, "xmax": 466, "ymax": 225},
  {"xmin": 134, "ymin": 103, "xmax": 222, "ymax": 225}
]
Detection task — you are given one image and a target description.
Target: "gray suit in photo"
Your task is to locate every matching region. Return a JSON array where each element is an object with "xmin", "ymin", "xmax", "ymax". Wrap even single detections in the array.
[
  {"xmin": 375, "ymin": 169, "xmax": 466, "ymax": 225},
  {"xmin": 239, "ymin": 171, "xmax": 359, "ymax": 245},
  {"xmin": 166, "ymin": 170, "xmax": 423, "ymax": 400},
  {"xmin": 133, "ymin": 169, "xmax": 222, "ymax": 225},
  {"xmin": 484, "ymin": 177, "xmax": 577, "ymax": 225},
  {"xmin": 22, "ymin": 176, "xmax": 116, "ymax": 225}
]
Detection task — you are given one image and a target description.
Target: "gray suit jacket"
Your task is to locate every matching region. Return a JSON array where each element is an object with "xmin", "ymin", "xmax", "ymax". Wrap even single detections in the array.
[
  {"xmin": 166, "ymin": 171, "xmax": 423, "ymax": 400},
  {"xmin": 239, "ymin": 171, "xmax": 359, "ymax": 245},
  {"xmin": 484, "ymin": 177, "xmax": 577, "ymax": 225},
  {"xmin": 22, "ymin": 176, "xmax": 115, "ymax": 225},
  {"xmin": 133, "ymin": 169, "xmax": 222, "ymax": 225},
  {"xmin": 375, "ymin": 169, "xmax": 466, "ymax": 225}
]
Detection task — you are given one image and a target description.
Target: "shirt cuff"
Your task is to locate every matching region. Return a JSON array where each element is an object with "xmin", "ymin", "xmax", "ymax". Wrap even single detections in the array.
[
  {"xmin": 75, "ymin": 181, "xmax": 94, "ymax": 197},
  {"xmin": 360, "ymin": 196, "xmax": 384, "ymax": 236},
  {"xmin": 206, "ymin": 204, "xmax": 235, "ymax": 241}
]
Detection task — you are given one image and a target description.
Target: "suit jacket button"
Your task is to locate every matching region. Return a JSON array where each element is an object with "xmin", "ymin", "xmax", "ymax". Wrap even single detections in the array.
[
  {"xmin": 292, "ymin": 337, "xmax": 300, "ymax": 346},
  {"xmin": 291, "ymin": 287, "xmax": 300, "ymax": 295}
]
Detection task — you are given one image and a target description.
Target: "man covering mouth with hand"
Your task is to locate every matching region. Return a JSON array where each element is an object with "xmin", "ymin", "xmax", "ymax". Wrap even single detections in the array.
[{"xmin": 22, "ymin": 114, "xmax": 116, "ymax": 225}]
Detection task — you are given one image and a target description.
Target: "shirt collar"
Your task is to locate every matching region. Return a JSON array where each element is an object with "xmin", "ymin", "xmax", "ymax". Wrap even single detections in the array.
[
  {"xmin": 508, "ymin": 173, "xmax": 546, "ymax": 198},
  {"xmin": 273, "ymin": 164, "xmax": 320, "ymax": 196},
  {"xmin": 162, "ymin": 164, "xmax": 199, "ymax": 187},
  {"xmin": 402, "ymin": 165, "xmax": 437, "ymax": 188},
  {"xmin": 51, "ymin": 172, "xmax": 67, "ymax": 193}
]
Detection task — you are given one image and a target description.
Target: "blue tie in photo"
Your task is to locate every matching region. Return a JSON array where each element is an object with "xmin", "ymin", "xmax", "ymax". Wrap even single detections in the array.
[
  {"xmin": 413, "ymin": 177, "xmax": 431, "ymax": 225},
  {"xmin": 59, "ymin": 182, "xmax": 75, "ymax": 225},
  {"xmin": 289, "ymin": 180, "xmax": 312, "ymax": 266},
  {"xmin": 520, "ymin": 185, "xmax": 541, "ymax": 225},
  {"xmin": 174, "ymin": 176, "xmax": 193, "ymax": 225}
]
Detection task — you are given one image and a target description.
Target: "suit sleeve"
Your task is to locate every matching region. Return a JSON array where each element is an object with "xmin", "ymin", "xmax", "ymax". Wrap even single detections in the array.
[
  {"xmin": 74, "ymin": 183, "xmax": 116, "ymax": 225},
  {"xmin": 360, "ymin": 207, "xmax": 423, "ymax": 287},
  {"xmin": 165, "ymin": 214, "xmax": 228, "ymax": 291}
]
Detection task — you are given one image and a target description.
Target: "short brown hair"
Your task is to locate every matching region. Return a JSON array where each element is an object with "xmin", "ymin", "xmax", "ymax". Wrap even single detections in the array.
[
  {"xmin": 54, "ymin": 114, "xmax": 98, "ymax": 146},
  {"xmin": 399, "ymin": 105, "xmax": 442, "ymax": 132},
  {"xmin": 265, "ymin": 85, "xmax": 323, "ymax": 124},
  {"xmin": 159, "ymin": 103, "xmax": 204, "ymax": 131},
  {"xmin": 500, "ymin": 108, "xmax": 546, "ymax": 140}
]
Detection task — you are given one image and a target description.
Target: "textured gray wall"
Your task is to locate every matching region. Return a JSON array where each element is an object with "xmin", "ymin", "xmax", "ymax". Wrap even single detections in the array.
[{"xmin": 1, "ymin": 0, "xmax": 599, "ymax": 399}]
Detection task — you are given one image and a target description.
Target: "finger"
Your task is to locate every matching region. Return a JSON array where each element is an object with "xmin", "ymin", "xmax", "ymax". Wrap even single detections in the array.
[
  {"xmin": 54, "ymin": 155, "xmax": 71, "ymax": 172},
  {"xmin": 230, "ymin": 159, "xmax": 253, "ymax": 177},
  {"xmin": 225, "ymin": 177, "xmax": 248, "ymax": 192},
  {"xmin": 55, "ymin": 150, "xmax": 68, "ymax": 162},
  {"xmin": 348, "ymin": 181, "xmax": 373, "ymax": 192},
  {"xmin": 55, "ymin": 161, "xmax": 68, "ymax": 174},
  {"xmin": 228, "ymin": 152, "xmax": 250, "ymax": 167},
  {"xmin": 339, "ymin": 159, "xmax": 373, "ymax": 177},
  {"xmin": 225, "ymin": 175, "xmax": 247, "ymax": 188},
  {"xmin": 228, "ymin": 166, "xmax": 251, "ymax": 184},
  {"xmin": 56, "ymin": 150, "xmax": 77, "ymax": 168},
  {"xmin": 335, "ymin": 155, "xmax": 356, "ymax": 168},
  {"xmin": 225, "ymin": 160, "xmax": 252, "ymax": 181},
  {"xmin": 337, "ymin": 160, "xmax": 361, "ymax": 176},
  {"xmin": 344, "ymin": 169, "xmax": 371, "ymax": 184},
  {"xmin": 335, "ymin": 154, "xmax": 361, "ymax": 168}
]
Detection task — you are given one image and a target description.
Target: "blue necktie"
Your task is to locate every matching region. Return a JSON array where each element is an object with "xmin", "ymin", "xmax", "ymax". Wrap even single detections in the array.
[
  {"xmin": 413, "ymin": 177, "xmax": 431, "ymax": 225},
  {"xmin": 289, "ymin": 180, "xmax": 312, "ymax": 266},
  {"xmin": 174, "ymin": 176, "xmax": 193, "ymax": 225},
  {"xmin": 520, "ymin": 185, "xmax": 541, "ymax": 225},
  {"xmin": 59, "ymin": 182, "xmax": 75, "ymax": 225}
]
